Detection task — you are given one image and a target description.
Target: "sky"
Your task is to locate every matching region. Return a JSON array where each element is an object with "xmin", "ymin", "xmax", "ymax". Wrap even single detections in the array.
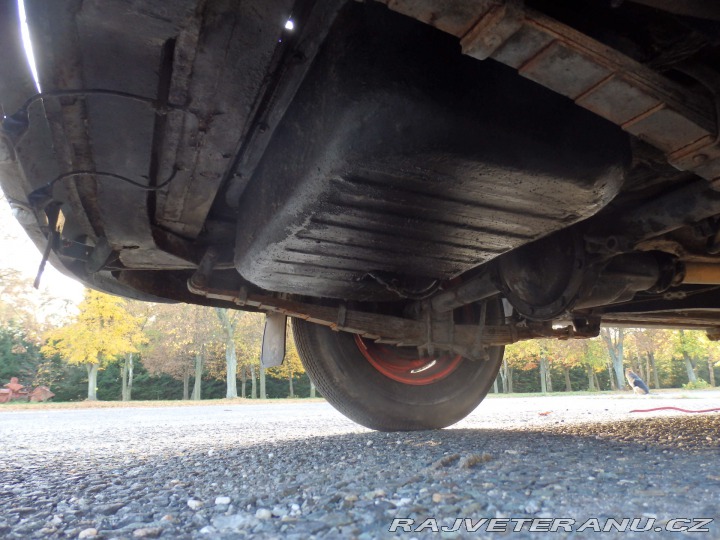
[{"xmin": 0, "ymin": 197, "xmax": 85, "ymax": 308}]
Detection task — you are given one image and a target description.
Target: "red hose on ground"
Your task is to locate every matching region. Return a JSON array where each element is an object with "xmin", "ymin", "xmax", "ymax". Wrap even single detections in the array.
[{"xmin": 629, "ymin": 406, "xmax": 720, "ymax": 414}]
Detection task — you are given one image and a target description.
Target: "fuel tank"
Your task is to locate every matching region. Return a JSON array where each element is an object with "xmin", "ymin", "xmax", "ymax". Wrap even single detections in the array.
[{"xmin": 233, "ymin": 4, "xmax": 628, "ymax": 301}]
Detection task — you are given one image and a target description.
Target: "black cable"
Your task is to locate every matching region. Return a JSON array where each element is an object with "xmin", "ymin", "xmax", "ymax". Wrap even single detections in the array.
[
  {"xmin": 18, "ymin": 89, "xmax": 181, "ymax": 114},
  {"xmin": 45, "ymin": 168, "xmax": 179, "ymax": 192},
  {"xmin": 7, "ymin": 89, "xmax": 183, "ymax": 204},
  {"xmin": 26, "ymin": 168, "xmax": 179, "ymax": 210}
]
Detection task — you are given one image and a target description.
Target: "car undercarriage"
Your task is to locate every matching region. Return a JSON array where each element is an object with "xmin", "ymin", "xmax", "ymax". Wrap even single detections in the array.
[{"xmin": 2, "ymin": 0, "xmax": 720, "ymax": 429}]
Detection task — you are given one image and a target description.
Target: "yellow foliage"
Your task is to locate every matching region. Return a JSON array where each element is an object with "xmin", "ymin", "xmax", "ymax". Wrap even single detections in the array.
[
  {"xmin": 42, "ymin": 290, "xmax": 146, "ymax": 367},
  {"xmin": 143, "ymin": 303, "xmax": 219, "ymax": 379},
  {"xmin": 235, "ymin": 311, "xmax": 263, "ymax": 365},
  {"xmin": 506, "ymin": 335, "xmax": 607, "ymax": 371},
  {"xmin": 504, "ymin": 339, "xmax": 542, "ymax": 369}
]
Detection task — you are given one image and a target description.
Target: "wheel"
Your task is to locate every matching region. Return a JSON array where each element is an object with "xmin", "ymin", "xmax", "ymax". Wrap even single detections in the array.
[{"xmin": 292, "ymin": 302, "xmax": 504, "ymax": 431}]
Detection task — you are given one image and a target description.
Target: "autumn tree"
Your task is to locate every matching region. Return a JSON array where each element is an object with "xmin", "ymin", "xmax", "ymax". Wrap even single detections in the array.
[
  {"xmin": 234, "ymin": 312, "xmax": 264, "ymax": 399},
  {"xmin": 505, "ymin": 340, "xmax": 546, "ymax": 392},
  {"xmin": 506, "ymin": 336, "xmax": 609, "ymax": 392},
  {"xmin": 0, "ymin": 269, "xmax": 36, "ymax": 332},
  {"xmin": 550, "ymin": 339, "xmax": 586, "ymax": 392},
  {"xmin": 656, "ymin": 329, "xmax": 717, "ymax": 386},
  {"xmin": 582, "ymin": 338, "xmax": 607, "ymax": 391},
  {"xmin": 143, "ymin": 303, "xmax": 218, "ymax": 400},
  {"xmin": 676, "ymin": 330, "xmax": 701, "ymax": 384},
  {"xmin": 42, "ymin": 290, "xmax": 145, "ymax": 400},
  {"xmin": 538, "ymin": 339, "xmax": 554, "ymax": 394},
  {"xmin": 498, "ymin": 355, "xmax": 512, "ymax": 393},
  {"xmin": 199, "ymin": 310, "xmax": 266, "ymax": 399},
  {"xmin": 0, "ymin": 268, "xmax": 75, "ymax": 341},
  {"xmin": 0, "ymin": 270, "xmax": 47, "ymax": 385},
  {"xmin": 601, "ymin": 327, "xmax": 626, "ymax": 390},
  {"xmin": 630, "ymin": 329, "xmax": 666, "ymax": 389},
  {"xmin": 215, "ymin": 308, "xmax": 242, "ymax": 398},
  {"xmin": 497, "ymin": 342, "xmax": 517, "ymax": 393},
  {"xmin": 0, "ymin": 326, "xmax": 43, "ymax": 386},
  {"xmin": 118, "ymin": 300, "xmax": 155, "ymax": 400},
  {"xmin": 705, "ymin": 338, "xmax": 719, "ymax": 386}
]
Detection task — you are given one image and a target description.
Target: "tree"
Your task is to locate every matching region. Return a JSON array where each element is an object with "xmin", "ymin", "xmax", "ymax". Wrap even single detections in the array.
[
  {"xmin": 657, "ymin": 329, "xmax": 719, "ymax": 386},
  {"xmin": 0, "ymin": 262, "xmax": 66, "ymax": 392},
  {"xmin": 119, "ymin": 300, "xmax": 154, "ymax": 400},
  {"xmin": 498, "ymin": 355, "xmax": 512, "ymax": 393},
  {"xmin": 215, "ymin": 308, "xmax": 240, "ymax": 398},
  {"xmin": 41, "ymin": 290, "xmax": 145, "ymax": 400},
  {"xmin": 539, "ymin": 344, "xmax": 553, "ymax": 393},
  {"xmin": 0, "ymin": 268, "xmax": 75, "ymax": 341},
  {"xmin": 143, "ymin": 303, "xmax": 218, "ymax": 400},
  {"xmin": 0, "ymin": 326, "xmax": 43, "ymax": 385},
  {"xmin": 505, "ymin": 340, "xmax": 543, "ymax": 392},
  {"xmin": 601, "ymin": 328, "xmax": 626, "ymax": 390},
  {"xmin": 549, "ymin": 339, "xmax": 586, "ymax": 392},
  {"xmin": 234, "ymin": 312, "xmax": 264, "ymax": 398},
  {"xmin": 581, "ymin": 339, "xmax": 607, "ymax": 391},
  {"xmin": 631, "ymin": 329, "xmax": 666, "ymax": 389},
  {"xmin": 0, "ymin": 269, "xmax": 37, "ymax": 333},
  {"xmin": 705, "ymin": 339, "xmax": 719, "ymax": 386},
  {"xmin": 676, "ymin": 330, "xmax": 700, "ymax": 384}
]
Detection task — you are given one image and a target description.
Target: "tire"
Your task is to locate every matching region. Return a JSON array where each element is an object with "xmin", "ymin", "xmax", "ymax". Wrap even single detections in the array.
[{"xmin": 292, "ymin": 303, "xmax": 504, "ymax": 431}]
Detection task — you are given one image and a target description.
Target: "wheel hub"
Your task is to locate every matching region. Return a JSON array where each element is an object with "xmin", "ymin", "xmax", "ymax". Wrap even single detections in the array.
[{"xmin": 354, "ymin": 336, "xmax": 464, "ymax": 385}]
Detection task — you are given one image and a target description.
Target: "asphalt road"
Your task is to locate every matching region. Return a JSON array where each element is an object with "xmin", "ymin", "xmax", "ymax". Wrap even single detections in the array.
[{"xmin": 1, "ymin": 392, "xmax": 719, "ymax": 539}]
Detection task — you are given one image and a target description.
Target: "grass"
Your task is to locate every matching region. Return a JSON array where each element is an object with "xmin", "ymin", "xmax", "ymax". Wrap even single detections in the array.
[{"xmin": 0, "ymin": 397, "xmax": 327, "ymax": 411}]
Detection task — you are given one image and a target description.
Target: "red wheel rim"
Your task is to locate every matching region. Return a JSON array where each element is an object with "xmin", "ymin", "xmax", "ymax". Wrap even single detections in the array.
[{"xmin": 354, "ymin": 336, "xmax": 464, "ymax": 385}]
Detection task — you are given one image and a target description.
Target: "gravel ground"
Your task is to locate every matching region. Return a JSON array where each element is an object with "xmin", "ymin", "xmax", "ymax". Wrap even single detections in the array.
[{"xmin": 1, "ymin": 391, "xmax": 719, "ymax": 539}]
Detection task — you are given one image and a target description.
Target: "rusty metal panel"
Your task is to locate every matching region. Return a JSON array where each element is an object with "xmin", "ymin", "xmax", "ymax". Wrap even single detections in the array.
[
  {"xmin": 624, "ymin": 105, "xmax": 710, "ymax": 154},
  {"xmin": 490, "ymin": 24, "xmax": 553, "ymax": 69},
  {"xmin": 669, "ymin": 137, "xmax": 720, "ymax": 182},
  {"xmin": 460, "ymin": 2, "xmax": 523, "ymax": 61},
  {"xmin": 575, "ymin": 76, "xmax": 662, "ymax": 125},
  {"xmin": 519, "ymin": 41, "xmax": 613, "ymax": 100},
  {"xmin": 381, "ymin": 0, "xmax": 718, "ymax": 181},
  {"xmin": 385, "ymin": 0, "xmax": 490, "ymax": 37}
]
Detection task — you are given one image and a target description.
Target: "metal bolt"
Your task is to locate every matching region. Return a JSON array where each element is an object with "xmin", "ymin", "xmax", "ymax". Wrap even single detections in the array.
[{"xmin": 693, "ymin": 153, "xmax": 709, "ymax": 165}]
